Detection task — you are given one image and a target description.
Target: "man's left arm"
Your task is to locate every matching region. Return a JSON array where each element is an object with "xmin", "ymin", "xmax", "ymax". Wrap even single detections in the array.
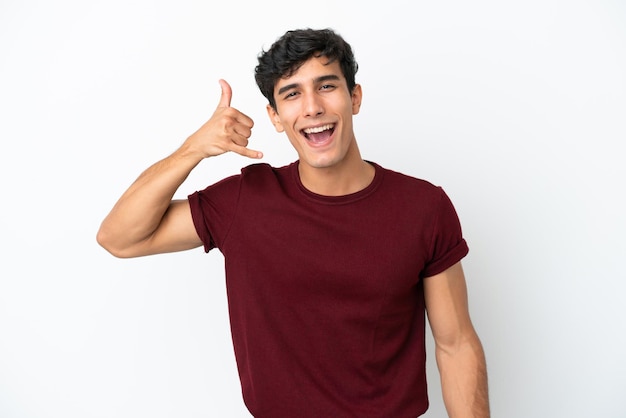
[{"xmin": 423, "ymin": 262, "xmax": 490, "ymax": 418}]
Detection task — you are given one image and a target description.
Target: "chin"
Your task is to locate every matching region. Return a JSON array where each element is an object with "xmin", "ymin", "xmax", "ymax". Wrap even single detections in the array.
[{"xmin": 306, "ymin": 157, "xmax": 342, "ymax": 170}]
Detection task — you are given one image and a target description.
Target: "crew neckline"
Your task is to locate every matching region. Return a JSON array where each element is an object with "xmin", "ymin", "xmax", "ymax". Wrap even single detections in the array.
[{"xmin": 290, "ymin": 160, "xmax": 384, "ymax": 205}]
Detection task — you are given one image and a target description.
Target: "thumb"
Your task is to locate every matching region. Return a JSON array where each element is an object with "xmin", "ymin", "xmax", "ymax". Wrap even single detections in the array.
[{"xmin": 217, "ymin": 79, "xmax": 232, "ymax": 108}]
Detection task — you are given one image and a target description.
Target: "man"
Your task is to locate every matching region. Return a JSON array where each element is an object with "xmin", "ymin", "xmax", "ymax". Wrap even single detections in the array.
[{"xmin": 97, "ymin": 28, "xmax": 489, "ymax": 417}]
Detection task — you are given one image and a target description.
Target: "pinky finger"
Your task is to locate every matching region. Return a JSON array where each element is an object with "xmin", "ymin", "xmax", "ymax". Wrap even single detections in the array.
[{"xmin": 230, "ymin": 144, "xmax": 263, "ymax": 159}]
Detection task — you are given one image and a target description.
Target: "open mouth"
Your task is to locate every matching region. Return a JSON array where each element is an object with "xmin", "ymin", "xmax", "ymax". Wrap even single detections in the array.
[{"xmin": 302, "ymin": 124, "xmax": 335, "ymax": 145}]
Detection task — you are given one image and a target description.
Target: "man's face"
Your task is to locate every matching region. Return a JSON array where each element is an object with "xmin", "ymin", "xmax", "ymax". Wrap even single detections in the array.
[{"xmin": 267, "ymin": 55, "xmax": 362, "ymax": 172}]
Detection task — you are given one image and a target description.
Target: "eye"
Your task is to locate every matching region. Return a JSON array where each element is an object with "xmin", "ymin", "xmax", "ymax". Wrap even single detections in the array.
[
  {"xmin": 320, "ymin": 84, "xmax": 336, "ymax": 91},
  {"xmin": 284, "ymin": 91, "xmax": 299, "ymax": 99}
]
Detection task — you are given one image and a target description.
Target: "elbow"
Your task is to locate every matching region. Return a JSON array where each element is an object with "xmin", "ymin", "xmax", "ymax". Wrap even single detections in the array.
[
  {"xmin": 96, "ymin": 227, "xmax": 133, "ymax": 258},
  {"xmin": 435, "ymin": 329, "xmax": 483, "ymax": 358}
]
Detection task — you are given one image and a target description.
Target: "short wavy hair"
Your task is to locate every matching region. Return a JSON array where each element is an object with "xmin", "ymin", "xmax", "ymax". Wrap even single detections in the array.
[{"xmin": 255, "ymin": 28, "xmax": 359, "ymax": 110}]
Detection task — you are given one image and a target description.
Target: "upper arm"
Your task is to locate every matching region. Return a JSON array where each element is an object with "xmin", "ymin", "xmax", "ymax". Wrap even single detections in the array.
[
  {"xmin": 423, "ymin": 262, "xmax": 477, "ymax": 350},
  {"xmin": 113, "ymin": 199, "xmax": 203, "ymax": 258},
  {"xmin": 146, "ymin": 199, "xmax": 203, "ymax": 254}
]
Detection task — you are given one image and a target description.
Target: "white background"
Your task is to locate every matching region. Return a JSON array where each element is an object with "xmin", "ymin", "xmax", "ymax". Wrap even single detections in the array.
[{"xmin": 1, "ymin": 0, "xmax": 625, "ymax": 417}]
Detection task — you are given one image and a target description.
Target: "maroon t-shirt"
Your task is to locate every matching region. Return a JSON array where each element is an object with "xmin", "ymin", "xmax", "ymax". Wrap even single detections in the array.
[{"xmin": 189, "ymin": 161, "xmax": 468, "ymax": 418}]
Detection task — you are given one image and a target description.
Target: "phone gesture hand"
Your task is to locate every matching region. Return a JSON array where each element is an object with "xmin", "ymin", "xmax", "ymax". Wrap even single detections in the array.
[{"xmin": 188, "ymin": 79, "xmax": 263, "ymax": 160}]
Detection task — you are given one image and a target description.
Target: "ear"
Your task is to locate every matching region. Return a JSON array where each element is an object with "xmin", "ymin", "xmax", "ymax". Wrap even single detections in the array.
[
  {"xmin": 351, "ymin": 84, "xmax": 363, "ymax": 115},
  {"xmin": 266, "ymin": 104, "xmax": 284, "ymax": 133}
]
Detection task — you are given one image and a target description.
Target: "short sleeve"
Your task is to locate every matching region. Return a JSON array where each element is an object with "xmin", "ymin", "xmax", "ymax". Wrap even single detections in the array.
[
  {"xmin": 420, "ymin": 187, "xmax": 469, "ymax": 278},
  {"xmin": 188, "ymin": 174, "xmax": 242, "ymax": 253}
]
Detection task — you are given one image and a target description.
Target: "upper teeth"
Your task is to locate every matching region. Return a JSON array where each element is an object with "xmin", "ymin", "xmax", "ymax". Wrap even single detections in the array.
[{"xmin": 304, "ymin": 124, "xmax": 333, "ymax": 134}]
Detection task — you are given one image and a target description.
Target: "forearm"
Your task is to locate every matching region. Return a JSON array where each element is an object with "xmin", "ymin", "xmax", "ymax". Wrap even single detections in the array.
[
  {"xmin": 97, "ymin": 144, "xmax": 203, "ymax": 256},
  {"xmin": 436, "ymin": 336, "xmax": 490, "ymax": 418}
]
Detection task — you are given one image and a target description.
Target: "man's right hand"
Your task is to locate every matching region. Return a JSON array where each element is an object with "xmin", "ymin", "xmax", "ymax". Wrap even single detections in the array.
[{"xmin": 183, "ymin": 79, "xmax": 263, "ymax": 160}]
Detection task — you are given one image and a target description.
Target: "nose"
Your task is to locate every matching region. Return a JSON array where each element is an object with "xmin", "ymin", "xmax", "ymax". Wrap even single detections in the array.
[{"xmin": 303, "ymin": 93, "xmax": 324, "ymax": 117}]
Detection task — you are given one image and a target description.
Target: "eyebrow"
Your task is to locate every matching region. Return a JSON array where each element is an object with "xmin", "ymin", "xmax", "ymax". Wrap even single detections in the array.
[{"xmin": 277, "ymin": 74, "xmax": 342, "ymax": 96}]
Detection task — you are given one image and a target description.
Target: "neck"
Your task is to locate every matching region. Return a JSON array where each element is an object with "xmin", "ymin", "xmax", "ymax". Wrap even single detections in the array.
[{"xmin": 298, "ymin": 158, "xmax": 375, "ymax": 197}]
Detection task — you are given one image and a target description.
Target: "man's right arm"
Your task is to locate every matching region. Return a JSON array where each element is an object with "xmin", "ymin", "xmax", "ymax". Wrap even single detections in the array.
[{"xmin": 96, "ymin": 79, "xmax": 262, "ymax": 258}]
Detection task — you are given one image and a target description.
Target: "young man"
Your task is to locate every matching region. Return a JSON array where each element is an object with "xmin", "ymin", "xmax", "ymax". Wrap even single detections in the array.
[{"xmin": 97, "ymin": 28, "xmax": 489, "ymax": 417}]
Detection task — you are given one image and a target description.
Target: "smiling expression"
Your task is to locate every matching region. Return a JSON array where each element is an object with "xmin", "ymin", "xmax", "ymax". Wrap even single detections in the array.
[{"xmin": 266, "ymin": 55, "xmax": 363, "ymax": 175}]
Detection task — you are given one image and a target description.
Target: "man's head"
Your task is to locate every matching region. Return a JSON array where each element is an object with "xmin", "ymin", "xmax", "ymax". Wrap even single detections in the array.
[{"xmin": 255, "ymin": 28, "xmax": 359, "ymax": 111}]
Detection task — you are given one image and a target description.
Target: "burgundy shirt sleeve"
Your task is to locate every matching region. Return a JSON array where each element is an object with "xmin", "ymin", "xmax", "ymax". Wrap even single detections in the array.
[
  {"xmin": 188, "ymin": 174, "xmax": 242, "ymax": 253},
  {"xmin": 420, "ymin": 187, "xmax": 469, "ymax": 278}
]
